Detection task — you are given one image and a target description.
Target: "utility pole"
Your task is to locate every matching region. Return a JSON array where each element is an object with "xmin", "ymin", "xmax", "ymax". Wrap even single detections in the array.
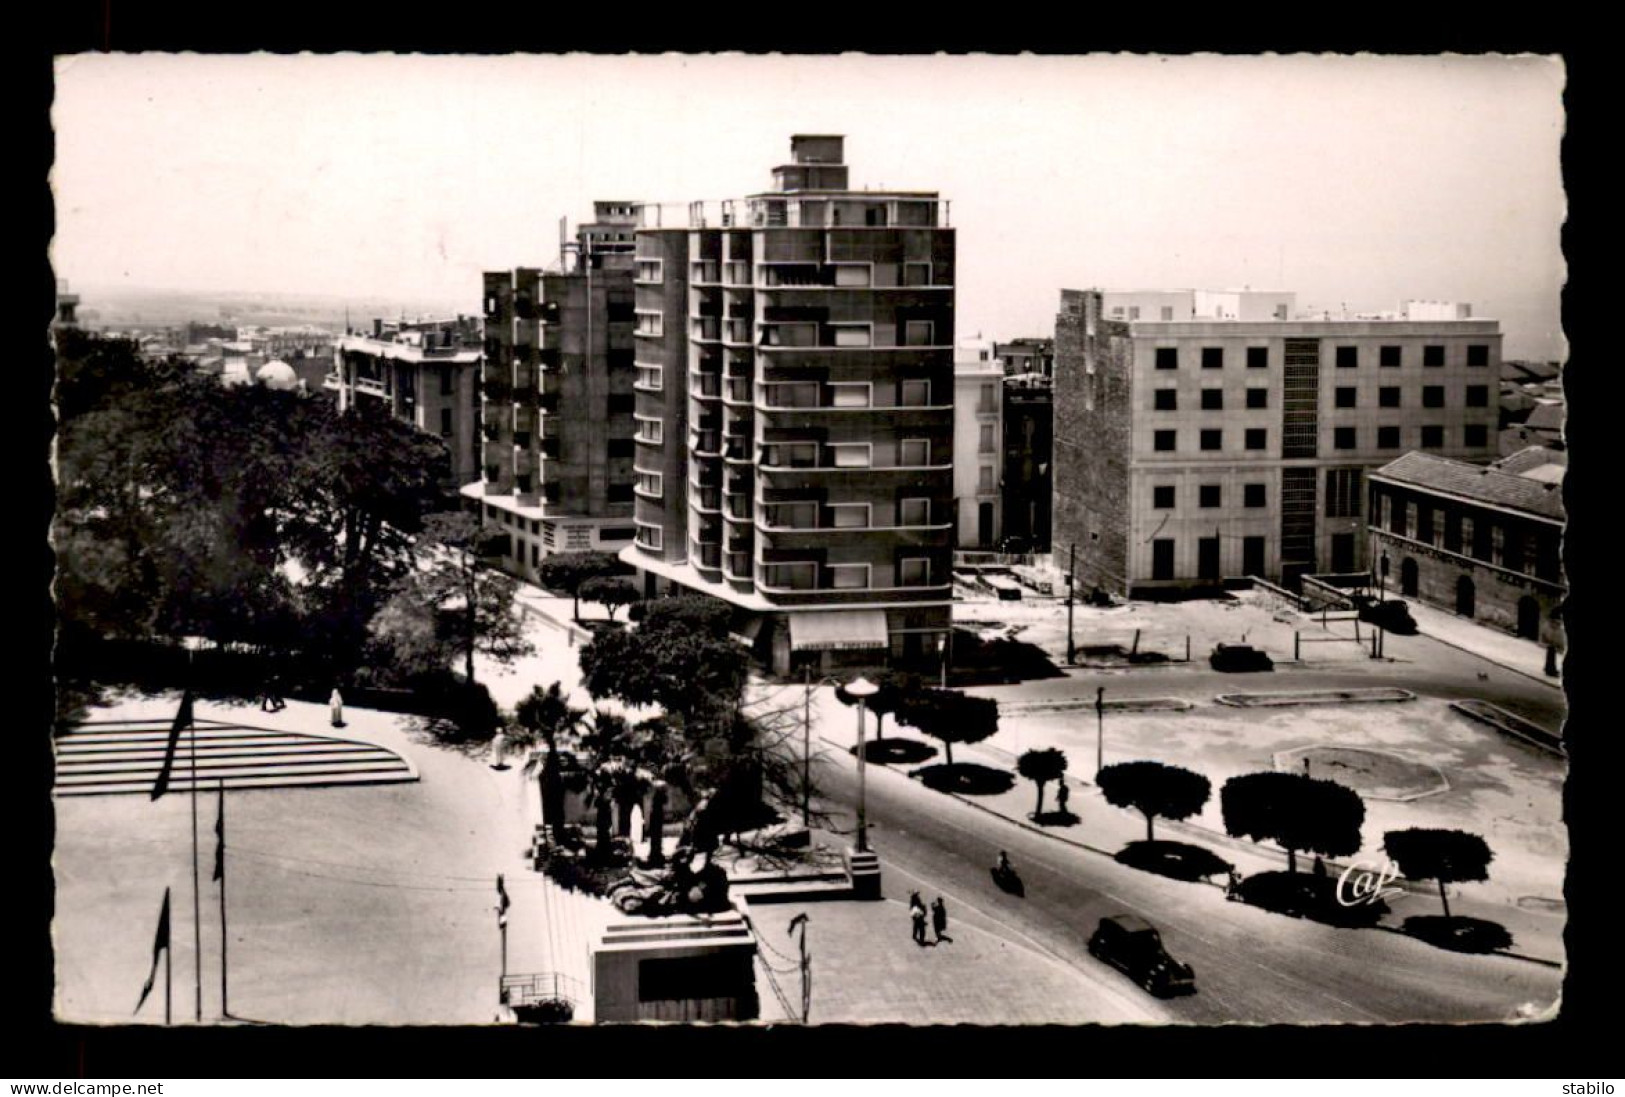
[
  {"xmin": 1094, "ymin": 686, "xmax": 1105, "ymax": 779},
  {"xmin": 802, "ymin": 666, "xmax": 812, "ymax": 830},
  {"xmin": 1066, "ymin": 543, "xmax": 1077, "ymax": 665}
]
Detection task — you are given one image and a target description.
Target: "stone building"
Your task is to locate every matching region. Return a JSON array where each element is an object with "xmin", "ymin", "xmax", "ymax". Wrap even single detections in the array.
[
  {"xmin": 1367, "ymin": 449, "xmax": 1564, "ymax": 646},
  {"xmin": 1052, "ymin": 288, "xmax": 1503, "ymax": 595}
]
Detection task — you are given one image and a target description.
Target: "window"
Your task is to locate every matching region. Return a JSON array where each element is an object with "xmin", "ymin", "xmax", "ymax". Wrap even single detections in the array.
[
  {"xmin": 635, "ymin": 365, "xmax": 663, "ymax": 390},
  {"xmin": 773, "ymin": 502, "xmax": 818, "ymax": 529},
  {"xmin": 440, "ymin": 408, "xmax": 453, "ymax": 436},
  {"xmin": 1199, "ymin": 484, "xmax": 1221, "ymax": 508},
  {"xmin": 900, "ymin": 438, "xmax": 931, "ymax": 466},
  {"xmin": 440, "ymin": 365, "xmax": 454, "ymax": 395},
  {"xmin": 902, "ymin": 263, "xmax": 932, "ymax": 287},
  {"xmin": 1378, "ymin": 386, "xmax": 1401, "ymax": 408},
  {"xmin": 608, "ymin": 438, "xmax": 634, "ymax": 459},
  {"xmin": 978, "ymin": 465, "xmax": 996, "ymax": 492},
  {"xmin": 1380, "ymin": 346, "xmax": 1401, "ymax": 367},
  {"xmin": 1334, "ymin": 427, "xmax": 1357, "ymax": 450},
  {"xmin": 515, "ymin": 474, "xmax": 532, "ymax": 495},
  {"xmin": 900, "ymin": 497, "xmax": 931, "ymax": 526},
  {"xmin": 1424, "ymin": 345, "xmax": 1445, "ymax": 367},
  {"xmin": 635, "ymin": 417, "xmax": 663, "ymax": 444},
  {"xmin": 485, "ymin": 464, "xmax": 500, "ymax": 483},
  {"xmin": 830, "ymin": 504, "xmax": 870, "ymax": 529},
  {"xmin": 634, "ymin": 312, "xmax": 663, "ymax": 337},
  {"xmin": 765, "ymin": 562, "xmax": 816, "ymax": 590},
  {"xmin": 1369, "ymin": 425, "xmax": 1397, "ymax": 451},
  {"xmin": 1325, "ymin": 468, "xmax": 1363, "ymax": 518},
  {"xmin": 1421, "ymin": 425, "xmax": 1445, "ymax": 448},
  {"xmin": 1247, "ymin": 347, "xmax": 1268, "ymax": 369},
  {"xmin": 1245, "ymin": 428, "xmax": 1267, "ymax": 451},
  {"xmin": 635, "ymin": 471, "xmax": 662, "ymax": 496},
  {"xmin": 903, "ymin": 321, "xmax": 935, "ymax": 347},
  {"xmin": 1200, "ymin": 429, "xmax": 1223, "ymax": 451},
  {"xmin": 978, "ymin": 423, "xmax": 995, "ymax": 453},
  {"xmin": 1335, "ymin": 387, "xmax": 1357, "ymax": 408},
  {"xmin": 1464, "ymin": 423, "xmax": 1489, "ymax": 447},
  {"xmin": 607, "ymin": 483, "xmax": 634, "ymax": 503},
  {"xmin": 1417, "ymin": 505, "xmax": 1434, "ymax": 544},
  {"xmin": 768, "ymin": 382, "xmax": 819, "ymax": 409},
  {"xmin": 1154, "ymin": 430, "xmax": 1177, "ymax": 452},
  {"xmin": 1443, "ymin": 510, "xmax": 1463, "ymax": 552},
  {"xmin": 1153, "ymin": 485, "xmax": 1175, "ymax": 509},
  {"xmin": 1160, "ymin": 306, "xmax": 1174, "ymax": 321},
  {"xmin": 833, "ymin": 326, "xmax": 871, "ymax": 347},
  {"xmin": 1201, "ymin": 389, "xmax": 1224, "ymax": 411},
  {"xmin": 1246, "ymin": 387, "xmax": 1267, "ymax": 409},
  {"xmin": 834, "ymin": 265, "xmax": 871, "ymax": 287},
  {"xmin": 831, "ymin": 443, "xmax": 872, "ymax": 468},
  {"xmin": 1422, "ymin": 385, "xmax": 1445, "ymax": 408},
  {"xmin": 1465, "ymin": 385, "xmax": 1489, "ymax": 407},
  {"xmin": 1154, "ymin": 388, "xmax": 1178, "ymax": 411},
  {"xmin": 1473, "ymin": 516, "xmax": 1494, "ymax": 561},
  {"xmin": 514, "ymin": 430, "xmax": 532, "ymax": 449},
  {"xmin": 635, "ymin": 524, "xmax": 662, "ymax": 551},
  {"xmin": 1335, "ymin": 346, "xmax": 1358, "ymax": 369},
  {"xmin": 1155, "ymin": 348, "xmax": 1178, "ymax": 370},
  {"xmin": 830, "ymin": 383, "xmax": 872, "ymax": 408},
  {"xmin": 1201, "ymin": 347, "xmax": 1224, "ymax": 370},
  {"xmin": 605, "ymin": 301, "xmax": 635, "ymax": 323},
  {"xmin": 903, "ymin": 379, "xmax": 933, "ymax": 407},
  {"xmin": 636, "ymin": 260, "xmax": 662, "ymax": 283},
  {"xmin": 899, "ymin": 558, "xmax": 931, "ymax": 586},
  {"xmin": 1129, "ymin": 306, "xmax": 1141, "ymax": 320},
  {"xmin": 1244, "ymin": 483, "xmax": 1266, "ymax": 508},
  {"xmin": 829, "ymin": 563, "xmax": 869, "ymax": 590},
  {"xmin": 608, "ymin": 393, "xmax": 636, "ymax": 414},
  {"xmin": 1467, "ymin": 344, "xmax": 1490, "ymax": 367}
]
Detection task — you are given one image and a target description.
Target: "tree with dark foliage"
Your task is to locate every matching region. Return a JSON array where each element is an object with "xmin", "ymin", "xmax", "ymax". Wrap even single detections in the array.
[
  {"xmin": 1220, "ymin": 772, "xmax": 1365, "ymax": 874},
  {"xmin": 535, "ymin": 551, "xmax": 627, "ymax": 621},
  {"xmin": 1017, "ymin": 747, "xmax": 1069, "ymax": 818},
  {"xmin": 1383, "ymin": 828, "xmax": 1494, "ymax": 919},
  {"xmin": 895, "ymin": 688, "xmax": 999, "ymax": 767},
  {"xmin": 1098, "ymin": 760, "xmax": 1212, "ymax": 842}
]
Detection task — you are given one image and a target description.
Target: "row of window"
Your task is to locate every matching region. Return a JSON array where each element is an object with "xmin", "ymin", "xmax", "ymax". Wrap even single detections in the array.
[
  {"xmin": 1150, "ymin": 423, "xmax": 1490, "ymax": 453},
  {"xmin": 760, "ymin": 378, "xmax": 938, "ymax": 409},
  {"xmin": 1153, "ymin": 344, "xmax": 1492, "ymax": 371},
  {"xmin": 761, "ymin": 559, "xmax": 936, "ymax": 590},
  {"xmin": 1148, "ymin": 469, "xmax": 1364, "ymax": 518},
  {"xmin": 1153, "ymin": 483, "xmax": 1269, "ymax": 510},
  {"xmin": 1372, "ymin": 494, "xmax": 1561, "ymax": 581},
  {"xmin": 1152, "ymin": 384, "xmax": 1491, "ymax": 412},
  {"xmin": 765, "ymin": 498, "xmax": 934, "ymax": 530},
  {"xmin": 761, "ymin": 438, "xmax": 939, "ymax": 468}
]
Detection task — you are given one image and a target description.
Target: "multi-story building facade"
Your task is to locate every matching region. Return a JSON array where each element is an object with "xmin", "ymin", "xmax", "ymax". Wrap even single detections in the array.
[
  {"xmin": 1367, "ymin": 449, "xmax": 1564, "ymax": 647},
  {"xmin": 329, "ymin": 316, "xmax": 484, "ymax": 488},
  {"xmin": 993, "ymin": 337, "xmax": 1054, "ymax": 378},
  {"xmin": 1002, "ymin": 374, "xmax": 1053, "ymax": 553},
  {"xmin": 1053, "ymin": 288, "xmax": 1502, "ymax": 595},
  {"xmin": 627, "ymin": 135, "xmax": 956, "ymax": 674},
  {"xmin": 468, "ymin": 204, "xmax": 641, "ymax": 577},
  {"xmin": 953, "ymin": 346, "xmax": 1003, "ymax": 550}
]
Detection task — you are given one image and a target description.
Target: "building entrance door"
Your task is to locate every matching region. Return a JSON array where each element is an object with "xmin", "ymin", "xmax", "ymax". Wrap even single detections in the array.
[
  {"xmin": 1198, "ymin": 537, "xmax": 1220, "ymax": 582},
  {"xmin": 1456, "ymin": 575, "xmax": 1476, "ymax": 618},
  {"xmin": 1331, "ymin": 533, "xmax": 1355, "ymax": 573},
  {"xmin": 979, "ymin": 502, "xmax": 995, "ymax": 548},
  {"xmin": 1518, "ymin": 595, "xmax": 1541, "ymax": 640},
  {"xmin": 1243, "ymin": 536, "xmax": 1265, "ymax": 578}
]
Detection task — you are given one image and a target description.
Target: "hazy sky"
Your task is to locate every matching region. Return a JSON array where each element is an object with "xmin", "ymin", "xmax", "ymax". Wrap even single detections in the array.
[{"xmin": 51, "ymin": 53, "xmax": 1566, "ymax": 359}]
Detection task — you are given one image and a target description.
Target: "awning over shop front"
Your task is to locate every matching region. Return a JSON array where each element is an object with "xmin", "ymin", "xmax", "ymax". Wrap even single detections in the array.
[{"xmin": 788, "ymin": 610, "xmax": 889, "ymax": 652}]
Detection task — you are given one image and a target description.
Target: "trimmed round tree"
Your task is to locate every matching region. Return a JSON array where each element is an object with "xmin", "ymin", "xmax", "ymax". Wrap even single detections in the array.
[
  {"xmin": 536, "ymin": 550, "xmax": 626, "ymax": 621},
  {"xmin": 896, "ymin": 688, "xmax": 999, "ymax": 767},
  {"xmin": 579, "ymin": 575, "xmax": 640, "ymax": 620},
  {"xmin": 834, "ymin": 670, "xmax": 921, "ymax": 741},
  {"xmin": 1383, "ymin": 828, "xmax": 1494, "ymax": 919},
  {"xmin": 1220, "ymin": 771, "xmax": 1365, "ymax": 874},
  {"xmin": 1098, "ymin": 760, "xmax": 1212, "ymax": 842},
  {"xmin": 1017, "ymin": 747, "xmax": 1069, "ymax": 818}
]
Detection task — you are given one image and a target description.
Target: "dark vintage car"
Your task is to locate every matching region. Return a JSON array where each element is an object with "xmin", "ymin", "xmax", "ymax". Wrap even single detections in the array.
[
  {"xmin": 1087, "ymin": 914, "xmax": 1196, "ymax": 997},
  {"xmin": 1358, "ymin": 598, "xmax": 1418, "ymax": 635},
  {"xmin": 1209, "ymin": 642, "xmax": 1275, "ymax": 672}
]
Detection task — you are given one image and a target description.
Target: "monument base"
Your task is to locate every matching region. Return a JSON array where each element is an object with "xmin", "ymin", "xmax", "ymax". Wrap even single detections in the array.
[{"xmin": 844, "ymin": 846, "xmax": 882, "ymax": 900}]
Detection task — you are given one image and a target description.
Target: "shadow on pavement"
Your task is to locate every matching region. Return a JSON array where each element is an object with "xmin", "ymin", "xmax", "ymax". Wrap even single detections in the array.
[
  {"xmin": 1236, "ymin": 870, "xmax": 1388, "ymax": 928},
  {"xmin": 853, "ymin": 738, "xmax": 937, "ymax": 765},
  {"xmin": 1402, "ymin": 914, "xmax": 1515, "ymax": 954},
  {"xmin": 1031, "ymin": 809, "xmax": 1081, "ymax": 828},
  {"xmin": 914, "ymin": 762, "xmax": 1016, "ymax": 796},
  {"xmin": 1114, "ymin": 839, "xmax": 1232, "ymax": 882}
]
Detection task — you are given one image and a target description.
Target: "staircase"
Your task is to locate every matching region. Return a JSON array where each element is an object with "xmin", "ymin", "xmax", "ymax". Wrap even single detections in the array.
[{"xmin": 54, "ymin": 718, "xmax": 418, "ymax": 797}]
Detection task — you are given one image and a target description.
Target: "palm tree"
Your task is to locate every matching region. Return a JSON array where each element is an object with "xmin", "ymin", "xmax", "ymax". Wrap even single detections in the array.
[{"xmin": 514, "ymin": 682, "xmax": 585, "ymax": 844}]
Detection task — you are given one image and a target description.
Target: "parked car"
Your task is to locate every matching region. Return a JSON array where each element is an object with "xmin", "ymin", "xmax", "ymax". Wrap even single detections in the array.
[
  {"xmin": 1209, "ymin": 642, "xmax": 1274, "ymax": 672},
  {"xmin": 1087, "ymin": 914, "xmax": 1196, "ymax": 997},
  {"xmin": 1359, "ymin": 598, "xmax": 1418, "ymax": 634}
]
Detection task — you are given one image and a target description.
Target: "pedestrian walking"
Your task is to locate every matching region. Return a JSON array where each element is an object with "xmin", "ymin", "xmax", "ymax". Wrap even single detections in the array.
[
  {"xmin": 1056, "ymin": 781, "xmax": 1070, "ymax": 817},
  {"xmin": 261, "ymin": 674, "xmax": 285, "ymax": 713},
  {"xmin": 931, "ymin": 897, "xmax": 951, "ymax": 943},
  {"xmin": 909, "ymin": 892, "xmax": 928, "ymax": 946},
  {"xmin": 330, "ymin": 687, "xmax": 345, "ymax": 728}
]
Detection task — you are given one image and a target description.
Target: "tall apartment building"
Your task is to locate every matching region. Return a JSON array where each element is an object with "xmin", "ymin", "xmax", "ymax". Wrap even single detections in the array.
[
  {"xmin": 330, "ymin": 315, "xmax": 484, "ymax": 488},
  {"xmin": 628, "ymin": 135, "xmax": 956, "ymax": 674},
  {"xmin": 1002, "ymin": 374, "xmax": 1053, "ymax": 553},
  {"xmin": 953, "ymin": 341, "xmax": 1003, "ymax": 550},
  {"xmin": 1053, "ymin": 288, "xmax": 1502, "ymax": 596},
  {"xmin": 468, "ymin": 203, "xmax": 641, "ymax": 577}
]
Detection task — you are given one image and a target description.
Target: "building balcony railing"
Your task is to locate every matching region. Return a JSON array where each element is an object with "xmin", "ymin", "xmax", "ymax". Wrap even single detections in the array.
[
  {"xmin": 756, "ymin": 518, "xmax": 953, "ymax": 536},
  {"xmin": 757, "ymin": 459, "xmax": 953, "ymax": 474},
  {"xmin": 692, "ymin": 542, "xmax": 723, "ymax": 571},
  {"xmin": 691, "ymin": 430, "xmax": 722, "ymax": 457},
  {"xmin": 692, "ymin": 487, "xmax": 722, "ymax": 513},
  {"xmin": 355, "ymin": 377, "xmax": 388, "ymax": 397}
]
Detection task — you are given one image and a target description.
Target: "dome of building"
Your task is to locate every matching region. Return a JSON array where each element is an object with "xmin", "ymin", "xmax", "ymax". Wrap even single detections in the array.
[{"xmin": 257, "ymin": 359, "xmax": 299, "ymax": 391}]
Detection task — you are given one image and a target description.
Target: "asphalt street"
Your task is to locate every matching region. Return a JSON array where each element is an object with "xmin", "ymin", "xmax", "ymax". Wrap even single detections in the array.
[{"xmin": 810, "ymin": 730, "xmax": 1563, "ymax": 1024}]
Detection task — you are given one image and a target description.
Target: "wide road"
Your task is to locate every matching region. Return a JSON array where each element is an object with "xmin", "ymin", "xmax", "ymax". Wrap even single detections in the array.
[{"xmin": 811, "ymin": 736, "xmax": 1563, "ymax": 1024}]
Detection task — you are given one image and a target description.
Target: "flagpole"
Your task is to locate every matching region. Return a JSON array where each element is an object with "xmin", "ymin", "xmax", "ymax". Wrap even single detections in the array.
[
  {"xmin": 190, "ymin": 715, "xmax": 202, "ymax": 1022},
  {"xmin": 217, "ymin": 779, "xmax": 229, "ymax": 1020}
]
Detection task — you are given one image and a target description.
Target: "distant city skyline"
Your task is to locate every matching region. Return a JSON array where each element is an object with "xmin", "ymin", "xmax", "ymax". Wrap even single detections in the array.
[{"xmin": 51, "ymin": 53, "xmax": 1566, "ymax": 359}]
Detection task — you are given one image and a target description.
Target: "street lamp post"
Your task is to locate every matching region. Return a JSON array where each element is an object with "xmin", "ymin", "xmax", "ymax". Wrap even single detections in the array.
[
  {"xmin": 1094, "ymin": 686, "xmax": 1106, "ymax": 779},
  {"xmin": 845, "ymin": 676, "xmax": 879, "ymax": 853}
]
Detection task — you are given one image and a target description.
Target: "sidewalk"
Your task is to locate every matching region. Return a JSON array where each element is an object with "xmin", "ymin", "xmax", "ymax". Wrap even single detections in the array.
[{"xmin": 1404, "ymin": 598, "xmax": 1562, "ymax": 687}]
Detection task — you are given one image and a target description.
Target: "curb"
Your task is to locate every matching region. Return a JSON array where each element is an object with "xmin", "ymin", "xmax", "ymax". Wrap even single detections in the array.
[{"xmin": 1413, "ymin": 626, "xmax": 1564, "ymax": 694}]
